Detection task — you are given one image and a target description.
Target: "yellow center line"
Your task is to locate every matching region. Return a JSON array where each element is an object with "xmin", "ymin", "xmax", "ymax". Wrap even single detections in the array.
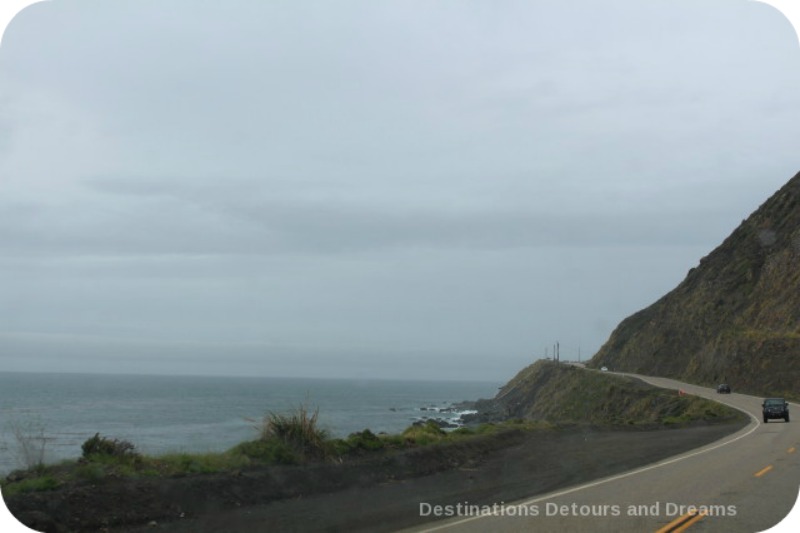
[
  {"xmin": 654, "ymin": 511, "xmax": 700, "ymax": 533},
  {"xmin": 673, "ymin": 511, "xmax": 707, "ymax": 533},
  {"xmin": 754, "ymin": 465, "xmax": 773, "ymax": 477}
]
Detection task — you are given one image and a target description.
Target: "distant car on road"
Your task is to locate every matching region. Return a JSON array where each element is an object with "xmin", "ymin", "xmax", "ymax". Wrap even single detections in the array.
[
  {"xmin": 762, "ymin": 398, "xmax": 789, "ymax": 423},
  {"xmin": 600, "ymin": 366, "xmax": 608, "ymax": 372},
  {"xmin": 716, "ymin": 384, "xmax": 731, "ymax": 394}
]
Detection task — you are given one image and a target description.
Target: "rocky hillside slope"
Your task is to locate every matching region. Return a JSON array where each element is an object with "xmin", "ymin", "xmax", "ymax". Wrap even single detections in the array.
[
  {"xmin": 588, "ymin": 171, "xmax": 800, "ymax": 400},
  {"xmin": 462, "ymin": 360, "xmax": 743, "ymax": 427}
]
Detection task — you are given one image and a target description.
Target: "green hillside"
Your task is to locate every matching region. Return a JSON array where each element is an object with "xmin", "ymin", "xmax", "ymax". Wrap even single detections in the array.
[{"xmin": 466, "ymin": 360, "xmax": 744, "ymax": 427}]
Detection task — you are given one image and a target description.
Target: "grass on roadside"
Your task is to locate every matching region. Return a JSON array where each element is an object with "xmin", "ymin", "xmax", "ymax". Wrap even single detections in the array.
[
  {"xmin": 0, "ymin": 412, "xmax": 538, "ymax": 497},
  {"xmin": 0, "ymin": 390, "xmax": 741, "ymax": 499}
]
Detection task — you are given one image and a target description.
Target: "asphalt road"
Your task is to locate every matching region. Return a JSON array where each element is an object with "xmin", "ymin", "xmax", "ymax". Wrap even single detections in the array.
[{"xmin": 402, "ymin": 372, "xmax": 800, "ymax": 533}]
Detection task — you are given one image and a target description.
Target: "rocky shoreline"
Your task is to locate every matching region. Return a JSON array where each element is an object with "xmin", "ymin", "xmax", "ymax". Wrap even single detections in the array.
[{"xmin": 411, "ymin": 402, "xmax": 480, "ymax": 429}]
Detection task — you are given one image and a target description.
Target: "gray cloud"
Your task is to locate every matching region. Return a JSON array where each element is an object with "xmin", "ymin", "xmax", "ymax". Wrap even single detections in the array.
[
  {"xmin": 0, "ymin": 0, "xmax": 798, "ymax": 380},
  {"xmin": 2, "ymin": 177, "xmax": 738, "ymax": 257}
]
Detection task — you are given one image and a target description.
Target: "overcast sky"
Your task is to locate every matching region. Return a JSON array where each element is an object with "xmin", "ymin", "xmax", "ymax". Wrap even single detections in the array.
[{"xmin": 0, "ymin": 0, "xmax": 798, "ymax": 381}]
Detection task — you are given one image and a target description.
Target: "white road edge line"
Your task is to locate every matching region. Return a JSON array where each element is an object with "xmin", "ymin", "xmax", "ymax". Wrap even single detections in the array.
[{"xmin": 417, "ymin": 378, "xmax": 763, "ymax": 532}]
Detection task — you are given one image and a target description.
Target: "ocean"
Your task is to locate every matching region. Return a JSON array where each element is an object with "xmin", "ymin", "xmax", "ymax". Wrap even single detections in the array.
[{"xmin": 0, "ymin": 372, "xmax": 500, "ymax": 475}]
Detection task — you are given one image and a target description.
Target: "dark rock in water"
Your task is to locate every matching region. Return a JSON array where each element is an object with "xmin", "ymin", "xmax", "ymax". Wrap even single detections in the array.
[
  {"xmin": 413, "ymin": 418, "xmax": 461, "ymax": 429},
  {"xmin": 389, "ymin": 407, "xmax": 397, "ymax": 412},
  {"xmin": 458, "ymin": 398, "xmax": 511, "ymax": 425}
]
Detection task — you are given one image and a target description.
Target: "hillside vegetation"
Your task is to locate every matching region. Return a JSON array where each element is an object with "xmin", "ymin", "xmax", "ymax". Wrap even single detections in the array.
[
  {"xmin": 464, "ymin": 360, "xmax": 744, "ymax": 427},
  {"xmin": 588, "ymin": 171, "xmax": 800, "ymax": 400}
]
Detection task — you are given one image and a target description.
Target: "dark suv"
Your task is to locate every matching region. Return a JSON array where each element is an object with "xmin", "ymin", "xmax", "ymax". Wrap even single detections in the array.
[
  {"xmin": 762, "ymin": 398, "xmax": 789, "ymax": 423},
  {"xmin": 717, "ymin": 384, "xmax": 731, "ymax": 394}
]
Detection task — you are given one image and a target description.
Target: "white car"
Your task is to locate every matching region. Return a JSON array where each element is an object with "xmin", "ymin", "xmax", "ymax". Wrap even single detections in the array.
[{"xmin": 600, "ymin": 366, "xmax": 608, "ymax": 372}]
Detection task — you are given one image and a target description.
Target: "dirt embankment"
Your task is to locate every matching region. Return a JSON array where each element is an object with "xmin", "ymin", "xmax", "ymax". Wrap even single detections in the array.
[{"xmin": 4, "ymin": 421, "xmax": 747, "ymax": 533}]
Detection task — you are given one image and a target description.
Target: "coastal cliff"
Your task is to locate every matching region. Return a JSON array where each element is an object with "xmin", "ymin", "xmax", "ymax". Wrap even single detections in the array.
[{"xmin": 588, "ymin": 171, "xmax": 800, "ymax": 399}]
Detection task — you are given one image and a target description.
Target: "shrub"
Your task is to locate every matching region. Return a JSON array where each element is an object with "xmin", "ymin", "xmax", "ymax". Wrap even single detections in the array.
[
  {"xmin": 258, "ymin": 404, "xmax": 330, "ymax": 460},
  {"xmin": 331, "ymin": 429, "xmax": 386, "ymax": 456},
  {"xmin": 81, "ymin": 433, "xmax": 140, "ymax": 462},
  {"xmin": 6, "ymin": 418, "xmax": 49, "ymax": 470},
  {"xmin": 157, "ymin": 452, "xmax": 242, "ymax": 473},
  {"xmin": 1, "ymin": 475, "xmax": 59, "ymax": 496},
  {"xmin": 347, "ymin": 429, "xmax": 384, "ymax": 451},
  {"xmin": 402, "ymin": 420, "xmax": 447, "ymax": 445},
  {"xmin": 378, "ymin": 434, "xmax": 405, "ymax": 448},
  {"xmin": 230, "ymin": 439, "xmax": 298, "ymax": 465},
  {"xmin": 76, "ymin": 463, "xmax": 107, "ymax": 482}
]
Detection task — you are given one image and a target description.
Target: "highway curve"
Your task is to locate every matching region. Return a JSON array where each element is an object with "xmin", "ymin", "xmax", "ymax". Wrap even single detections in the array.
[
  {"xmin": 92, "ymin": 371, "xmax": 796, "ymax": 533},
  {"xmin": 405, "ymin": 373, "xmax": 800, "ymax": 533}
]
